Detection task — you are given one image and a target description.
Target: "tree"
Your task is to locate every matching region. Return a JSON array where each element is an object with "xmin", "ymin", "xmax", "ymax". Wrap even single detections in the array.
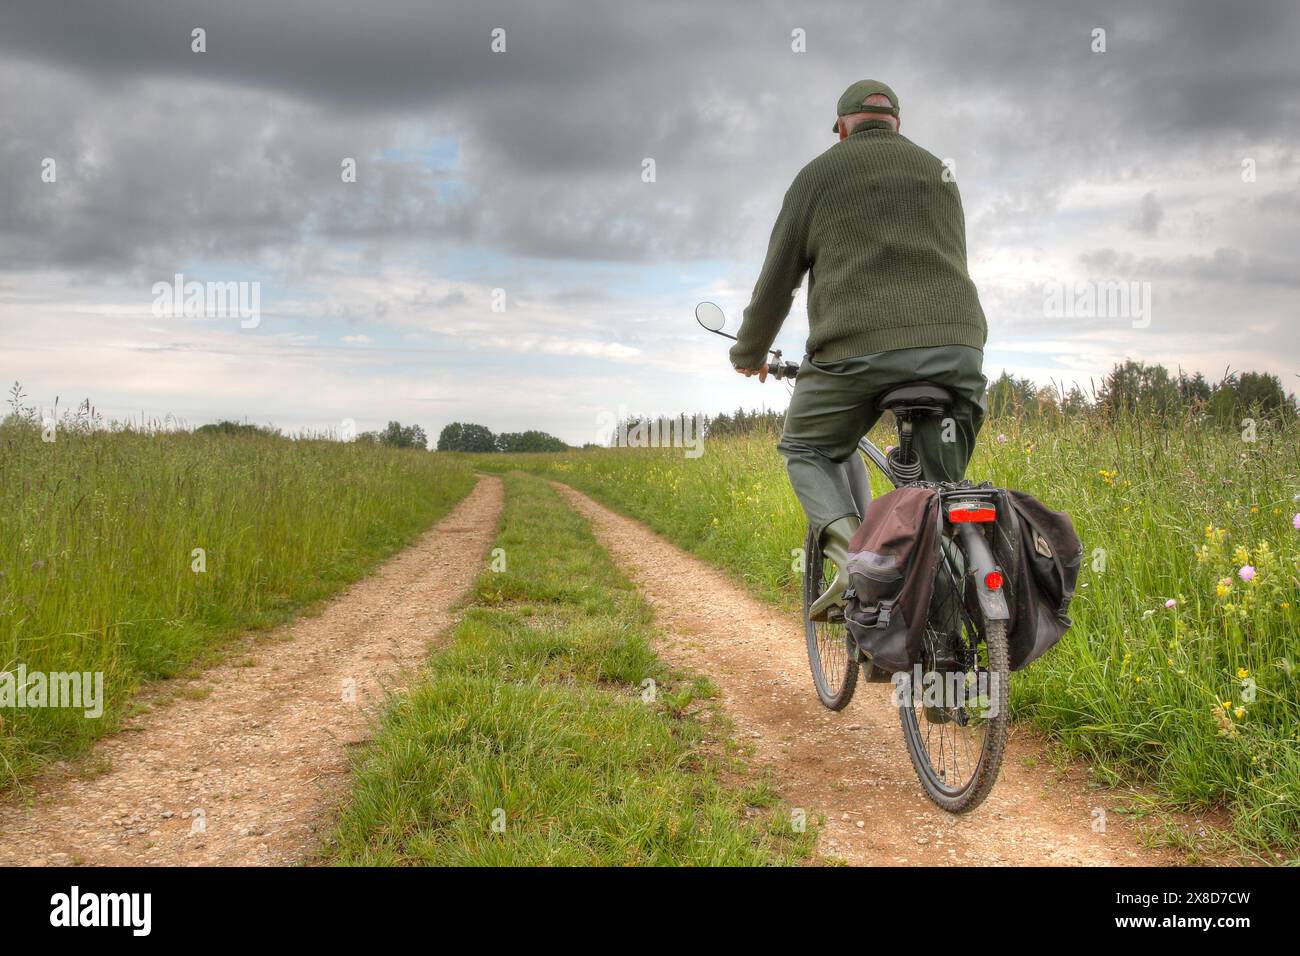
[
  {"xmin": 1237, "ymin": 371, "xmax": 1294, "ymax": 417},
  {"xmin": 436, "ymin": 422, "xmax": 497, "ymax": 452},
  {"xmin": 1209, "ymin": 371, "xmax": 1296, "ymax": 422},
  {"xmin": 1098, "ymin": 360, "xmax": 1180, "ymax": 418},
  {"xmin": 196, "ymin": 420, "xmax": 279, "ymax": 437},
  {"xmin": 495, "ymin": 430, "xmax": 569, "ymax": 453},
  {"xmin": 1060, "ymin": 384, "xmax": 1091, "ymax": 416},
  {"xmin": 376, "ymin": 420, "xmax": 428, "ymax": 449},
  {"xmin": 1177, "ymin": 370, "xmax": 1211, "ymax": 406},
  {"xmin": 986, "ymin": 371, "xmax": 1036, "ymax": 417}
]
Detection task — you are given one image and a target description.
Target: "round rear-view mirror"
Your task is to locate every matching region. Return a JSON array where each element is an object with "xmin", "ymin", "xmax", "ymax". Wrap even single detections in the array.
[{"xmin": 694, "ymin": 301, "xmax": 726, "ymax": 332}]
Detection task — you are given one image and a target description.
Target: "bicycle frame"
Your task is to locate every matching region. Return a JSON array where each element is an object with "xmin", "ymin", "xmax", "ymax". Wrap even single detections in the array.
[
  {"xmin": 856, "ymin": 435, "xmax": 894, "ymax": 487},
  {"xmin": 853, "ymin": 431, "xmax": 1009, "ymax": 624}
]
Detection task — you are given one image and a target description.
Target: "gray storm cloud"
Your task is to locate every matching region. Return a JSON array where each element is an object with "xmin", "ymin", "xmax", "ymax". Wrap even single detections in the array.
[
  {"xmin": 3, "ymin": 0, "xmax": 1296, "ymax": 269},
  {"xmin": 1, "ymin": 0, "xmax": 1297, "ymax": 437}
]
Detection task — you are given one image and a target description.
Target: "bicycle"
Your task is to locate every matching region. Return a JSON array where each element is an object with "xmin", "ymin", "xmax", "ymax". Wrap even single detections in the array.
[{"xmin": 696, "ymin": 301, "xmax": 1010, "ymax": 813}]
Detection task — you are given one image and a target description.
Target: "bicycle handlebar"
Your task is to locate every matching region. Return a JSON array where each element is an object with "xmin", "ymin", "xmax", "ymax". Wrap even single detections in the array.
[{"xmin": 698, "ymin": 305, "xmax": 798, "ymax": 383}]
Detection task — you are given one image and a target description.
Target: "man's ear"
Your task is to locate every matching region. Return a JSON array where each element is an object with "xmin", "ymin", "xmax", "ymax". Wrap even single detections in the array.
[{"xmin": 837, "ymin": 118, "xmax": 848, "ymax": 141}]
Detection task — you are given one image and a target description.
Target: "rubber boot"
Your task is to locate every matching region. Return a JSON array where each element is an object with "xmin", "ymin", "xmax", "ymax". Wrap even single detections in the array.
[{"xmin": 808, "ymin": 516, "xmax": 861, "ymax": 622}]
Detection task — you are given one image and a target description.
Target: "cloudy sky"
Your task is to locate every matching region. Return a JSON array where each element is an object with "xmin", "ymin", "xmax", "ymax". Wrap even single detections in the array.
[{"xmin": 2, "ymin": 0, "xmax": 1297, "ymax": 444}]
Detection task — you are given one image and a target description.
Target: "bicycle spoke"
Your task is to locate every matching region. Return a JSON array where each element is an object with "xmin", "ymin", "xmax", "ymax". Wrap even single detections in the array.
[
  {"xmin": 804, "ymin": 531, "xmax": 858, "ymax": 710},
  {"xmin": 905, "ymin": 534, "xmax": 1002, "ymax": 800}
]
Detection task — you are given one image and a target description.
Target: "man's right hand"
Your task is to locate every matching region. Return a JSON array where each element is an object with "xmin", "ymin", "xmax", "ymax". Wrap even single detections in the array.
[{"xmin": 734, "ymin": 364, "xmax": 769, "ymax": 383}]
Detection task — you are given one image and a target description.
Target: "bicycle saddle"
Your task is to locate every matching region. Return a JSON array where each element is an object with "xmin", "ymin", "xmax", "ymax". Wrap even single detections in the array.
[{"xmin": 876, "ymin": 382, "xmax": 953, "ymax": 412}]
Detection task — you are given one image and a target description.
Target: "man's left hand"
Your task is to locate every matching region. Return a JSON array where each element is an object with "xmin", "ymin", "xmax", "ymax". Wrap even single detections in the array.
[{"xmin": 735, "ymin": 364, "xmax": 769, "ymax": 382}]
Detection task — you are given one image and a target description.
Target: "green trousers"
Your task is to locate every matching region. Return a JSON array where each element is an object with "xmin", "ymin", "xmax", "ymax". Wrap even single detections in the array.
[{"xmin": 777, "ymin": 344, "xmax": 987, "ymax": 537}]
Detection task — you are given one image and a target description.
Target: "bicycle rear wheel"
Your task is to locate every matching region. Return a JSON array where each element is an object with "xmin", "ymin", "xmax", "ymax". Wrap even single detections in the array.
[
  {"xmin": 896, "ymin": 532, "xmax": 1009, "ymax": 813},
  {"xmin": 803, "ymin": 525, "xmax": 859, "ymax": 710}
]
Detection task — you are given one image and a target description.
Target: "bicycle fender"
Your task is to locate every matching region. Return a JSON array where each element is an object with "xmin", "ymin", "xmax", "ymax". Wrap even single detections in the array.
[{"xmin": 954, "ymin": 522, "xmax": 1011, "ymax": 622}]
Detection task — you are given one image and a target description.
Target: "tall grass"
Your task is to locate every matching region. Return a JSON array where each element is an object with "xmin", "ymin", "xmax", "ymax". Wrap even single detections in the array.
[
  {"xmin": 329, "ymin": 472, "xmax": 811, "ymax": 865},
  {"xmin": 0, "ymin": 421, "xmax": 474, "ymax": 785},
  {"xmin": 472, "ymin": 412, "xmax": 1300, "ymax": 858}
]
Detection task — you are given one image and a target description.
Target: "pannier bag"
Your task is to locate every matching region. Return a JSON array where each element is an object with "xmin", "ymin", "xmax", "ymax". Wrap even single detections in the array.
[
  {"xmin": 840, "ymin": 483, "xmax": 1082, "ymax": 675},
  {"xmin": 841, "ymin": 486, "xmax": 941, "ymax": 674},
  {"xmin": 989, "ymin": 489, "xmax": 1083, "ymax": 670}
]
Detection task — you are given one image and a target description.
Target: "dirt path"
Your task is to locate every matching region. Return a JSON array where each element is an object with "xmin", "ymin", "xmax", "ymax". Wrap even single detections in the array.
[
  {"xmin": 556, "ymin": 482, "xmax": 1185, "ymax": 866},
  {"xmin": 0, "ymin": 476, "xmax": 503, "ymax": 867}
]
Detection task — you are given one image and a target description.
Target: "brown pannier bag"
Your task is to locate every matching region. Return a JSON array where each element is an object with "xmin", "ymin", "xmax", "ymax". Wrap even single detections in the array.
[{"xmin": 841, "ymin": 486, "xmax": 941, "ymax": 674}]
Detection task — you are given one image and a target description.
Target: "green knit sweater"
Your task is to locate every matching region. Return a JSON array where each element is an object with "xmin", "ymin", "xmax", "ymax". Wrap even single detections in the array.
[{"xmin": 730, "ymin": 120, "xmax": 987, "ymax": 368}]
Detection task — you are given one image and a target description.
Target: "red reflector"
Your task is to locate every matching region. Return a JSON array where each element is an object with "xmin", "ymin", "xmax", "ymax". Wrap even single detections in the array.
[
  {"xmin": 949, "ymin": 506, "xmax": 997, "ymax": 523},
  {"xmin": 984, "ymin": 570, "xmax": 1004, "ymax": 590}
]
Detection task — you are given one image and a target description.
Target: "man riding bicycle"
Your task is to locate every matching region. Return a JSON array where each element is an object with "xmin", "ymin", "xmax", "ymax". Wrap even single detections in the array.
[{"xmin": 731, "ymin": 80, "xmax": 989, "ymax": 622}]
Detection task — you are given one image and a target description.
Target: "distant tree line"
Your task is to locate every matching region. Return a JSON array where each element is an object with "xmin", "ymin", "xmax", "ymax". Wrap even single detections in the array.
[
  {"xmin": 188, "ymin": 418, "xmax": 572, "ymax": 452},
  {"xmin": 14, "ymin": 357, "xmax": 1290, "ymax": 456},
  {"xmin": 988, "ymin": 361, "xmax": 1297, "ymax": 421},
  {"xmin": 610, "ymin": 409, "xmax": 783, "ymax": 445},
  {"xmin": 608, "ymin": 361, "xmax": 1299, "ymax": 445},
  {"xmin": 436, "ymin": 422, "xmax": 570, "ymax": 453},
  {"xmin": 694, "ymin": 408, "xmax": 786, "ymax": 438}
]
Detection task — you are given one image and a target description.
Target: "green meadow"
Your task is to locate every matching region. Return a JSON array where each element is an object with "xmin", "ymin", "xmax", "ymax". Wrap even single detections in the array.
[{"xmin": 0, "ymin": 419, "xmax": 474, "ymax": 785}]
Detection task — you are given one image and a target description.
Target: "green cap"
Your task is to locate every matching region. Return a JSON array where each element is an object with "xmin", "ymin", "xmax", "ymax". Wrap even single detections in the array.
[{"xmin": 832, "ymin": 79, "xmax": 899, "ymax": 132}]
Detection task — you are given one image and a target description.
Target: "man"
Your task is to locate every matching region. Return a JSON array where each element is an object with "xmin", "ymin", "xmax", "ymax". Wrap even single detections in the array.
[{"xmin": 730, "ymin": 79, "xmax": 988, "ymax": 621}]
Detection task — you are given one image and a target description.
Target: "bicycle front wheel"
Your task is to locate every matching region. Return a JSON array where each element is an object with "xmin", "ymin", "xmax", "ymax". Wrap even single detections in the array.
[{"xmin": 802, "ymin": 525, "xmax": 859, "ymax": 710}]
